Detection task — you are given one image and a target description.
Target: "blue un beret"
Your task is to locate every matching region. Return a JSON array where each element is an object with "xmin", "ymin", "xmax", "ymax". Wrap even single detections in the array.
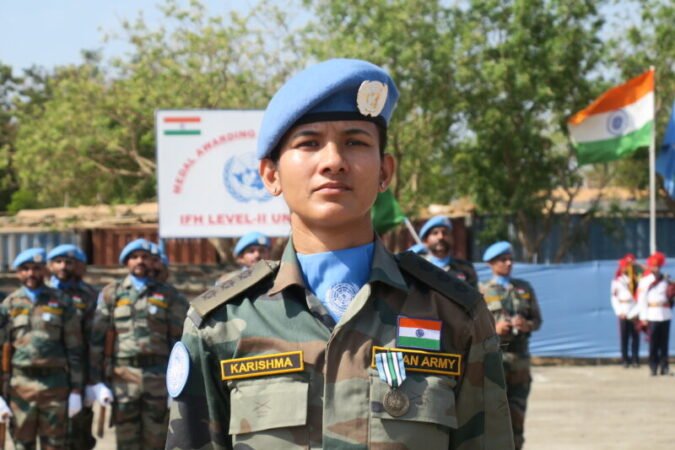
[
  {"xmin": 47, "ymin": 244, "xmax": 87, "ymax": 263},
  {"xmin": 234, "ymin": 232, "xmax": 270, "ymax": 257},
  {"xmin": 13, "ymin": 248, "xmax": 47, "ymax": 269},
  {"xmin": 257, "ymin": 58, "xmax": 399, "ymax": 159},
  {"xmin": 419, "ymin": 216, "xmax": 452, "ymax": 241},
  {"xmin": 119, "ymin": 238, "xmax": 154, "ymax": 265},
  {"xmin": 483, "ymin": 241, "xmax": 513, "ymax": 262},
  {"xmin": 148, "ymin": 242, "xmax": 168, "ymax": 265}
]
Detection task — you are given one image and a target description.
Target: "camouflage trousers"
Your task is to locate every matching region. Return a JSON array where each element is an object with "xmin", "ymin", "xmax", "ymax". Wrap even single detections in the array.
[
  {"xmin": 112, "ymin": 365, "xmax": 169, "ymax": 450},
  {"xmin": 68, "ymin": 406, "xmax": 96, "ymax": 450},
  {"xmin": 8, "ymin": 370, "xmax": 69, "ymax": 450},
  {"xmin": 502, "ymin": 352, "xmax": 531, "ymax": 450}
]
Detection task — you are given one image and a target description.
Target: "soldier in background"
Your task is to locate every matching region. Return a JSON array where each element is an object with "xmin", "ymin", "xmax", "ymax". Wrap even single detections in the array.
[
  {"xmin": 480, "ymin": 241, "xmax": 542, "ymax": 450},
  {"xmin": 88, "ymin": 239, "xmax": 188, "ymax": 450},
  {"xmin": 47, "ymin": 244, "xmax": 98, "ymax": 450},
  {"xmin": 419, "ymin": 215, "xmax": 478, "ymax": 287},
  {"xmin": 166, "ymin": 58, "xmax": 513, "ymax": 449},
  {"xmin": 214, "ymin": 232, "xmax": 270, "ymax": 286},
  {"xmin": 149, "ymin": 243, "xmax": 170, "ymax": 284},
  {"xmin": 610, "ymin": 253, "xmax": 641, "ymax": 368},
  {"xmin": 637, "ymin": 252, "xmax": 672, "ymax": 376},
  {"xmin": 0, "ymin": 248, "xmax": 84, "ymax": 450}
]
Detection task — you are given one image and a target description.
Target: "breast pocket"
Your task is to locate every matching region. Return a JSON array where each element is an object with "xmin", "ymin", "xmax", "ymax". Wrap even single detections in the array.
[
  {"xmin": 369, "ymin": 371, "xmax": 457, "ymax": 450},
  {"xmin": 40, "ymin": 312, "xmax": 64, "ymax": 340},
  {"xmin": 228, "ymin": 374, "xmax": 309, "ymax": 449}
]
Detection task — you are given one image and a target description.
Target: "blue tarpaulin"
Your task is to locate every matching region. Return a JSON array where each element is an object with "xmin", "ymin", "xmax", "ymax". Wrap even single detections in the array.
[{"xmin": 475, "ymin": 261, "xmax": 675, "ymax": 358}]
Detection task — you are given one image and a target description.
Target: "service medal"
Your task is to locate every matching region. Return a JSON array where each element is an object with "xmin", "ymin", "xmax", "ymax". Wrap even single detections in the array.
[
  {"xmin": 375, "ymin": 351, "xmax": 409, "ymax": 417},
  {"xmin": 383, "ymin": 388, "xmax": 410, "ymax": 417}
]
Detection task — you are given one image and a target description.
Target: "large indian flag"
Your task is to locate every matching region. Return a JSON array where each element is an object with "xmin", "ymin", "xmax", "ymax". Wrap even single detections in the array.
[{"xmin": 568, "ymin": 69, "xmax": 654, "ymax": 165}]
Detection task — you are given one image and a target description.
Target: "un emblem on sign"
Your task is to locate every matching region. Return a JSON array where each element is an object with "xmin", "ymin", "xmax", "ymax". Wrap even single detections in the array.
[
  {"xmin": 606, "ymin": 110, "xmax": 631, "ymax": 136},
  {"xmin": 223, "ymin": 154, "xmax": 272, "ymax": 203}
]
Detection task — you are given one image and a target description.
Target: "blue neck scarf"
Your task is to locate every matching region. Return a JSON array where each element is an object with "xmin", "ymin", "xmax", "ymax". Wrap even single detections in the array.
[
  {"xmin": 428, "ymin": 255, "xmax": 451, "ymax": 268},
  {"xmin": 50, "ymin": 275, "xmax": 77, "ymax": 290},
  {"xmin": 494, "ymin": 275, "xmax": 511, "ymax": 287},
  {"xmin": 297, "ymin": 242, "xmax": 375, "ymax": 323},
  {"xmin": 22, "ymin": 286, "xmax": 44, "ymax": 303},
  {"xmin": 130, "ymin": 275, "xmax": 149, "ymax": 291}
]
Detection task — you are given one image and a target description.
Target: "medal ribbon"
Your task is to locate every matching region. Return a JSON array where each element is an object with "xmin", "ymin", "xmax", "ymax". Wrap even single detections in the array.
[{"xmin": 376, "ymin": 352, "xmax": 406, "ymax": 388}]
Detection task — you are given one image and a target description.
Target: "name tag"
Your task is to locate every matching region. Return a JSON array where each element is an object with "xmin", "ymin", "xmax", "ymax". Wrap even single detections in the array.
[
  {"xmin": 220, "ymin": 351, "xmax": 304, "ymax": 381},
  {"xmin": 371, "ymin": 346, "xmax": 462, "ymax": 377}
]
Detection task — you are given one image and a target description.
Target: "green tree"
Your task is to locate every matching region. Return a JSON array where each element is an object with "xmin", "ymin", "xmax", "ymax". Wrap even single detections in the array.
[
  {"xmin": 449, "ymin": 0, "xmax": 607, "ymax": 260},
  {"xmin": 12, "ymin": 0, "xmax": 300, "ymax": 208}
]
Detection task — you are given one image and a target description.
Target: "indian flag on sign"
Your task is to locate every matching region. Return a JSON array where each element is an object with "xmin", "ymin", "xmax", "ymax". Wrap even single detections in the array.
[
  {"xmin": 568, "ymin": 69, "xmax": 654, "ymax": 165},
  {"xmin": 397, "ymin": 316, "xmax": 442, "ymax": 351},
  {"xmin": 163, "ymin": 116, "xmax": 202, "ymax": 136}
]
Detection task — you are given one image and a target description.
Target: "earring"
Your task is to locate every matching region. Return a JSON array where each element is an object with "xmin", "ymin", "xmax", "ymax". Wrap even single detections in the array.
[{"xmin": 273, "ymin": 187, "xmax": 279, "ymax": 195}]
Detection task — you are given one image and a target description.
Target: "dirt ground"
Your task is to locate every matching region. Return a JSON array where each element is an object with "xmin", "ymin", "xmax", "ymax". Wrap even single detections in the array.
[{"xmin": 3, "ymin": 364, "xmax": 674, "ymax": 449}]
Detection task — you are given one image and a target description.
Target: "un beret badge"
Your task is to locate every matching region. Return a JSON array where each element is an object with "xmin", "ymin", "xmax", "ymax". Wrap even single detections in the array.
[{"xmin": 357, "ymin": 80, "xmax": 388, "ymax": 117}]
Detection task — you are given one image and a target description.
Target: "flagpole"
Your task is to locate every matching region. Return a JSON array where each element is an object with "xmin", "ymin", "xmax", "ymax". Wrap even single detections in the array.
[
  {"xmin": 404, "ymin": 218, "xmax": 424, "ymax": 245},
  {"xmin": 649, "ymin": 65, "xmax": 657, "ymax": 254}
]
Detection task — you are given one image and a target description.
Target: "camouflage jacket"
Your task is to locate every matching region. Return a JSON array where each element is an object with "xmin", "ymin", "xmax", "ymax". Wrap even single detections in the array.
[
  {"xmin": 479, "ymin": 278, "xmax": 543, "ymax": 355},
  {"xmin": 167, "ymin": 240, "xmax": 513, "ymax": 450},
  {"xmin": 0, "ymin": 286, "xmax": 84, "ymax": 389},
  {"xmin": 424, "ymin": 255, "xmax": 478, "ymax": 289},
  {"xmin": 89, "ymin": 275, "xmax": 189, "ymax": 383},
  {"xmin": 49, "ymin": 279, "xmax": 98, "ymax": 384}
]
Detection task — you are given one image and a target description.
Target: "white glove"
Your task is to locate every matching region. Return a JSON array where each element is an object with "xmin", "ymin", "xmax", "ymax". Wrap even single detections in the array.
[
  {"xmin": 84, "ymin": 385, "xmax": 97, "ymax": 407},
  {"xmin": 0, "ymin": 396, "xmax": 12, "ymax": 423},
  {"xmin": 68, "ymin": 392, "xmax": 82, "ymax": 418},
  {"xmin": 94, "ymin": 382, "xmax": 114, "ymax": 406}
]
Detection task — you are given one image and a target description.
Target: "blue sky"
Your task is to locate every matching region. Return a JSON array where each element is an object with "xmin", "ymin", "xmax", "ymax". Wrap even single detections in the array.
[{"xmin": 0, "ymin": 0, "xmax": 249, "ymax": 70}]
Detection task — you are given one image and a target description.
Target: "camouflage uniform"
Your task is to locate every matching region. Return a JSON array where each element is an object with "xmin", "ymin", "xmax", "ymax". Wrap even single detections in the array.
[
  {"xmin": 425, "ymin": 256, "xmax": 479, "ymax": 289},
  {"xmin": 166, "ymin": 240, "xmax": 513, "ymax": 450},
  {"xmin": 89, "ymin": 276, "xmax": 188, "ymax": 450},
  {"xmin": 0, "ymin": 286, "xmax": 83, "ymax": 450},
  {"xmin": 49, "ymin": 280, "xmax": 99, "ymax": 450},
  {"xmin": 479, "ymin": 278, "xmax": 542, "ymax": 450}
]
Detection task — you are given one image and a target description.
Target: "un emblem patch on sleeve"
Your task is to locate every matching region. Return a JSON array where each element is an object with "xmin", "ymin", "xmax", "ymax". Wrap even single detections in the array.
[
  {"xmin": 223, "ymin": 153, "xmax": 273, "ymax": 203},
  {"xmin": 166, "ymin": 342, "xmax": 191, "ymax": 398}
]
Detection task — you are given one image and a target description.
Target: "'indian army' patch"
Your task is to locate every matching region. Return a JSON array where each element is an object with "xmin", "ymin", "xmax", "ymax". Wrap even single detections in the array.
[
  {"xmin": 220, "ymin": 351, "xmax": 304, "ymax": 381},
  {"xmin": 166, "ymin": 342, "xmax": 191, "ymax": 398},
  {"xmin": 371, "ymin": 346, "xmax": 462, "ymax": 377}
]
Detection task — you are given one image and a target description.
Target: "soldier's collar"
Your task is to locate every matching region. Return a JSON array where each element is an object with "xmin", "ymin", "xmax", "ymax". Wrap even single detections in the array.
[
  {"xmin": 268, "ymin": 236, "xmax": 409, "ymax": 296},
  {"xmin": 269, "ymin": 240, "xmax": 306, "ymax": 295},
  {"xmin": 369, "ymin": 237, "xmax": 409, "ymax": 293}
]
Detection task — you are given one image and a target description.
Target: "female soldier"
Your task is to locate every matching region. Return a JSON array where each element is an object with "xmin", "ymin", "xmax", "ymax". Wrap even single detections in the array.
[{"xmin": 165, "ymin": 59, "xmax": 513, "ymax": 450}]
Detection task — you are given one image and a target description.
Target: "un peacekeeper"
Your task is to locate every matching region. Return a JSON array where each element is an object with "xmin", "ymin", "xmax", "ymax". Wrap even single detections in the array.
[
  {"xmin": 47, "ymin": 244, "xmax": 98, "ymax": 450},
  {"xmin": 215, "ymin": 232, "xmax": 271, "ymax": 287},
  {"xmin": 89, "ymin": 239, "xmax": 189, "ymax": 450},
  {"xmin": 165, "ymin": 59, "xmax": 513, "ymax": 450},
  {"xmin": 479, "ymin": 241, "xmax": 542, "ymax": 450},
  {"xmin": 419, "ymin": 216, "xmax": 478, "ymax": 288},
  {"xmin": 0, "ymin": 248, "xmax": 84, "ymax": 450},
  {"xmin": 149, "ymin": 242, "xmax": 171, "ymax": 284}
]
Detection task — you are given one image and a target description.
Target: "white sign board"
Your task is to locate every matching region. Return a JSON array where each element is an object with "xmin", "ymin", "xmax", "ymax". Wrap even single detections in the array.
[{"xmin": 156, "ymin": 110, "xmax": 290, "ymax": 238}]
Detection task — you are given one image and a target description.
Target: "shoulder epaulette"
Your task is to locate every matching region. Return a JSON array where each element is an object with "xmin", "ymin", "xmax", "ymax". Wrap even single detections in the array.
[
  {"xmin": 397, "ymin": 251, "xmax": 481, "ymax": 313},
  {"xmin": 190, "ymin": 260, "xmax": 280, "ymax": 326}
]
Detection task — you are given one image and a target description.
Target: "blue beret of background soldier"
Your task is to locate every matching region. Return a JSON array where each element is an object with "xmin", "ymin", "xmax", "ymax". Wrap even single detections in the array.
[
  {"xmin": 418, "ymin": 215, "xmax": 478, "ymax": 288},
  {"xmin": 0, "ymin": 247, "xmax": 85, "ymax": 448},
  {"xmin": 479, "ymin": 241, "xmax": 543, "ymax": 450},
  {"xmin": 214, "ymin": 232, "xmax": 272, "ymax": 287},
  {"xmin": 46, "ymin": 244, "xmax": 100, "ymax": 450},
  {"xmin": 166, "ymin": 58, "xmax": 514, "ymax": 450},
  {"xmin": 87, "ymin": 238, "xmax": 188, "ymax": 450}
]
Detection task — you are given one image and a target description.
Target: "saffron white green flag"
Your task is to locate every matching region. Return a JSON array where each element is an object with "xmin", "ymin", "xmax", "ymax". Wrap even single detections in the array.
[{"xmin": 568, "ymin": 69, "xmax": 654, "ymax": 165}]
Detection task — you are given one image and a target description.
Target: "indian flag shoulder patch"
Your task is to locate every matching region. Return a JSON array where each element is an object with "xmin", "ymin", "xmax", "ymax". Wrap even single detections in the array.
[{"xmin": 397, "ymin": 316, "xmax": 442, "ymax": 351}]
